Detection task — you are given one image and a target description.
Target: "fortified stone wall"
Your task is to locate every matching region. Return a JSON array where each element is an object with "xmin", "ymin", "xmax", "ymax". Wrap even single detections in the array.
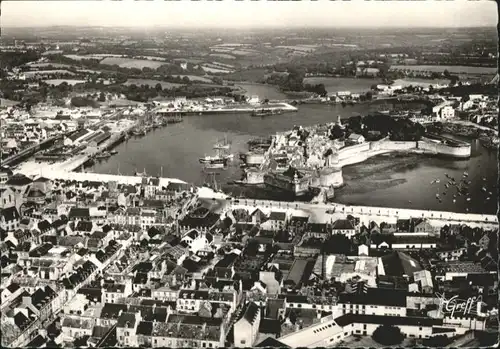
[
  {"xmin": 418, "ymin": 138, "xmax": 471, "ymax": 158},
  {"xmin": 309, "ymin": 168, "xmax": 344, "ymax": 188},
  {"xmin": 229, "ymin": 198, "xmax": 497, "ymax": 224},
  {"xmin": 337, "ymin": 142, "xmax": 371, "ymax": 160},
  {"xmin": 372, "ymin": 140, "xmax": 418, "ymax": 151}
]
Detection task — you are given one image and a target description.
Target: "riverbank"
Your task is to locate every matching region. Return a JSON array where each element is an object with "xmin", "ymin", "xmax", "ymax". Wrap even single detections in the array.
[
  {"xmin": 441, "ymin": 121, "xmax": 499, "ymax": 149},
  {"xmin": 89, "ymin": 103, "xmax": 496, "ymax": 214}
]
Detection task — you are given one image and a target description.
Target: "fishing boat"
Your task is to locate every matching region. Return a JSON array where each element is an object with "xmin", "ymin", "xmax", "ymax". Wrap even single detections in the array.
[
  {"xmin": 251, "ymin": 108, "xmax": 283, "ymax": 117},
  {"xmin": 110, "ymin": 150, "xmax": 118, "ymax": 155},
  {"xmin": 214, "ymin": 135, "xmax": 231, "ymax": 150},
  {"xmin": 199, "ymin": 155, "xmax": 228, "ymax": 169},
  {"xmin": 132, "ymin": 128, "xmax": 146, "ymax": 136},
  {"xmin": 135, "ymin": 169, "xmax": 147, "ymax": 177},
  {"xmin": 482, "ymin": 187, "xmax": 487, "ymax": 192},
  {"xmin": 95, "ymin": 152, "xmax": 112, "ymax": 160}
]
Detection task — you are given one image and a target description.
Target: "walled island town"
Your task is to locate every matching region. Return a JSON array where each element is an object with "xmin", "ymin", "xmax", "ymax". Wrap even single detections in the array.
[{"xmin": 1, "ymin": 1, "xmax": 499, "ymax": 348}]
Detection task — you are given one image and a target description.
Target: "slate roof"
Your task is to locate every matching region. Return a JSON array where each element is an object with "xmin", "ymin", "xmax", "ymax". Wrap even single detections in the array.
[
  {"xmin": 334, "ymin": 313, "xmax": 442, "ymax": 327},
  {"xmin": 68, "ymin": 207, "xmax": 90, "ymax": 219},
  {"xmin": 259, "ymin": 318, "xmax": 281, "ymax": 336},
  {"xmin": 1, "ymin": 207, "xmax": 20, "ymax": 222},
  {"xmin": 338, "ymin": 287, "xmax": 407, "ymax": 307},
  {"xmin": 381, "ymin": 251, "xmax": 422, "ymax": 277},
  {"xmin": 256, "ymin": 337, "xmax": 290, "ymax": 347},
  {"xmin": 243, "ymin": 302, "xmax": 260, "ymax": 325},
  {"xmin": 332, "ymin": 219, "xmax": 355, "ymax": 230},
  {"xmin": 6, "ymin": 174, "xmax": 32, "ymax": 186}
]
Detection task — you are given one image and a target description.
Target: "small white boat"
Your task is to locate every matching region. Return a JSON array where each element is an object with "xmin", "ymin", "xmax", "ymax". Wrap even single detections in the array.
[
  {"xmin": 453, "ymin": 199, "xmax": 456, "ymax": 203},
  {"xmin": 435, "ymin": 179, "xmax": 440, "ymax": 184},
  {"xmin": 466, "ymin": 197, "xmax": 471, "ymax": 201}
]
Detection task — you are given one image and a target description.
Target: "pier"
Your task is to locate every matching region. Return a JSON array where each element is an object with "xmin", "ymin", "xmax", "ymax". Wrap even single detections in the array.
[
  {"xmin": 2, "ymin": 135, "xmax": 62, "ymax": 167},
  {"xmin": 154, "ymin": 102, "xmax": 298, "ymax": 116}
]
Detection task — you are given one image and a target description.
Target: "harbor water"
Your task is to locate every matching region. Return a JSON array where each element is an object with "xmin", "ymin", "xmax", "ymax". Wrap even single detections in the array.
[{"xmin": 93, "ymin": 101, "xmax": 498, "ymax": 215}]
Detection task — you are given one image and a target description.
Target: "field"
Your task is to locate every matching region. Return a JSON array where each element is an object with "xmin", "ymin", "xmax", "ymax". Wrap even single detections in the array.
[
  {"xmin": 276, "ymin": 45, "xmax": 318, "ymax": 53},
  {"xmin": 65, "ymin": 54, "xmax": 123, "ymax": 61},
  {"xmin": 209, "ymin": 53, "xmax": 236, "ymax": 60},
  {"xmin": 0, "ymin": 98, "xmax": 19, "ymax": 107},
  {"xmin": 224, "ymin": 68, "xmax": 269, "ymax": 82},
  {"xmin": 232, "ymin": 50, "xmax": 260, "ymax": 56},
  {"xmin": 24, "ymin": 70, "xmax": 76, "ymax": 77},
  {"xmin": 100, "ymin": 57, "xmax": 166, "ymax": 69},
  {"xmin": 133, "ymin": 56, "xmax": 169, "ymax": 62},
  {"xmin": 392, "ymin": 78, "xmax": 451, "ymax": 88},
  {"xmin": 389, "ymin": 65, "xmax": 497, "ymax": 75},
  {"xmin": 303, "ymin": 77, "xmax": 381, "ymax": 93},
  {"xmin": 44, "ymin": 79, "xmax": 86, "ymax": 86},
  {"xmin": 122, "ymin": 79, "xmax": 183, "ymax": 88},
  {"xmin": 173, "ymin": 75, "xmax": 213, "ymax": 83},
  {"xmin": 201, "ymin": 66, "xmax": 234, "ymax": 74},
  {"xmin": 27, "ymin": 62, "xmax": 72, "ymax": 69}
]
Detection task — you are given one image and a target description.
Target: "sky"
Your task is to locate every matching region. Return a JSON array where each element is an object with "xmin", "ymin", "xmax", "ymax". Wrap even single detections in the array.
[{"xmin": 2, "ymin": 0, "xmax": 498, "ymax": 28}]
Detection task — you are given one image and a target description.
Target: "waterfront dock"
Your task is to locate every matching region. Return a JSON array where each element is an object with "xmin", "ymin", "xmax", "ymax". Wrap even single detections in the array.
[{"xmin": 154, "ymin": 102, "xmax": 298, "ymax": 115}]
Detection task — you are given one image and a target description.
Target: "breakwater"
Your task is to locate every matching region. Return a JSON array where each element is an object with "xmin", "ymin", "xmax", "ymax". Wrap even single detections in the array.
[{"xmin": 227, "ymin": 197, "xmax": 498, "ymax": 227}]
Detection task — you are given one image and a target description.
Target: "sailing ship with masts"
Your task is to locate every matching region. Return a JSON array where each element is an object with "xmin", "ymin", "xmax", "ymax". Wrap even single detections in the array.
[{"xmin": 199, "ymin": 136, "xmax": 234, "ymax": 168}]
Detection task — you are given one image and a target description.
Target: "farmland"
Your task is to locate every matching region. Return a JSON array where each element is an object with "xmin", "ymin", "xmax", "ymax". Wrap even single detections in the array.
[
  {"xmin": 43, "ymin": 79, "xmax": 86, "ymax": 86},
  {"xmin": 100, "ymin": 57, "xmax": 166, "ymax": 69},
  {"xmin": 389, "ymin": 65, "xmax": 497, "ymax": 75},
  {"xmin": 122, "ymin": 79, "xmax": 183, "ymax": 89},
  {"xmin": 172, "ymin": 75, "xmax": 213, "ymax": 83},
  {"xmin": 303, "ymin": 77, "xmax": 382, "ymax": 93}
]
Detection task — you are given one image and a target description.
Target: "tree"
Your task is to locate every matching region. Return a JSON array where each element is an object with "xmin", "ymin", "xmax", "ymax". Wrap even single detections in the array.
[
  {"xmin": 98, "ymin": 92, "xmax": 106, "ymax": 102},
  {"xmin": 372, "ymin": 325, "xmax": 405, "ymax": 346},
  {"xmin": 330, "ymin": 124, "xmax": 344, "ymax": 140},
  {"xmin": 244, "ymin": 239, "xmax": 259, "ymax": 257},
  {"xmin": 323, "ymin": 234, "xmax": 352, "ymax": 254},
  {"xmin": 422, "ymin": 335, "xmax": 452, "ymax": 347},
  {"xmin": 443, "ymin": 69, "xmax": 450, "ymax": 78},
  {"xmin": 155, "ymin": 83, "xmax": 162, "ymax": 92}
]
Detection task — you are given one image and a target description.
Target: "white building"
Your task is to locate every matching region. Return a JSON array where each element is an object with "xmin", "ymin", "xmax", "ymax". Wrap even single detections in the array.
[
  {"xmin": 234, "ymin": 302, "xmax": 261, "ymax": 347},
  {"xmin": 181, "ymin": 229, "xmax": 214, "ymax": 254}
]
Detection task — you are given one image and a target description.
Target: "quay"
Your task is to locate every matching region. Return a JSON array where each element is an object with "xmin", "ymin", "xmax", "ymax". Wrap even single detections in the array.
[
  {"xmin": 154, "ymin": 102, "xmax": 297, "ymax": 115},
  {"xmin": 17, "ymin": 162, "xmax": 497, "ymax": 228},
  {"xmin": 2, "ymin": 135, "xmax": 62, "ymax": 167}
]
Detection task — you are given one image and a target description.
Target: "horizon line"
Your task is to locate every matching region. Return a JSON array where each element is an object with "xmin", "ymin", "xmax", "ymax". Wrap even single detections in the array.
[{"xmin": 2, "ymin": 25, "xmax": 496, "ymax": 29}]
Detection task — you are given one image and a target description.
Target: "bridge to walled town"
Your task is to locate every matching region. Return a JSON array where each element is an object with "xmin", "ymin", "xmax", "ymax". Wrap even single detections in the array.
[
  {"xmin": 226, "ymin": 198, "xmax": 498, "ymax": 228},
  {"xmin": 17, "ymin": 168, "xmax": 497, "ymax": 228}
]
